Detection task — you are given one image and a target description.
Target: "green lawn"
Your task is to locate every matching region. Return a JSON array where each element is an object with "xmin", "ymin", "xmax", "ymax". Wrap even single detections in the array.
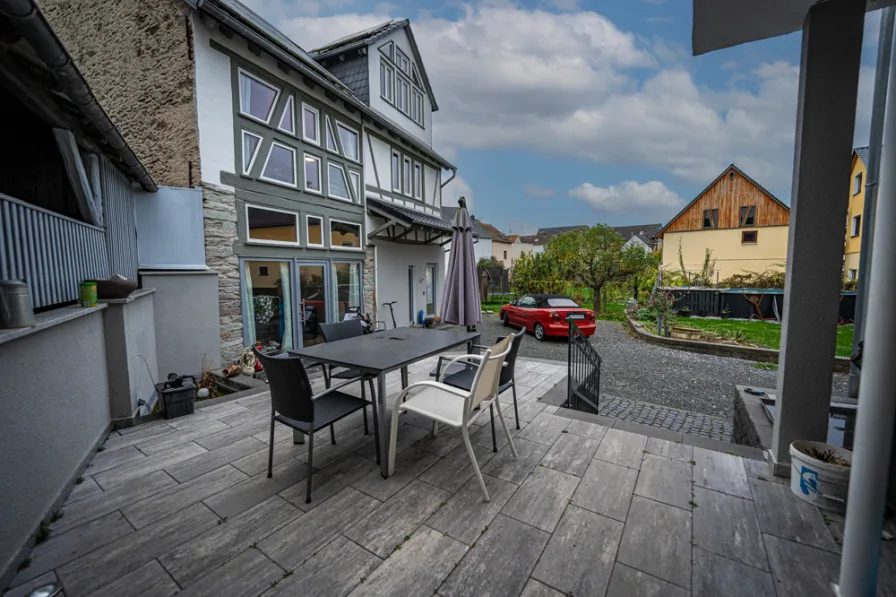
[{"xmin": 666, "ymin": 317, "xmax": 855, "ymax": 357}]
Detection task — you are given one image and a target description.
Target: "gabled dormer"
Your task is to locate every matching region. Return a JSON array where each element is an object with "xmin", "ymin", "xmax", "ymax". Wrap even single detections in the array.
[{"xmin": 311, "ymin": 20, "xmax": 437, "ymax": 147}]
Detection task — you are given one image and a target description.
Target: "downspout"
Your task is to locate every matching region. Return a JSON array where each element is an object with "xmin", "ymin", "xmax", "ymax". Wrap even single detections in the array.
[
  {"xmin": 440, "ymin": 168, "xmax": 457, "ymax": 189},
  {"xmin": 0, "ymin": 0, "xmax": 157, "ymax": 192}
]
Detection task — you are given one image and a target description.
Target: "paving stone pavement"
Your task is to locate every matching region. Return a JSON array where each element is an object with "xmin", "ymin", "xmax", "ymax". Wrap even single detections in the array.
[
  {"xmin": 599, "ymin": 394, "xmax": 733, "ymax": 442},
  {"xmin": 5, "ymin": 356, "xmax": 882, "ymax": 597}
]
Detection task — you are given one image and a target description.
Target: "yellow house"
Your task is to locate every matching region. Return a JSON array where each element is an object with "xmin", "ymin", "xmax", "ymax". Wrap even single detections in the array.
[
  {"xmin": 844, "ymin": 147, "xmax": 868, "ymax": 281},
  {"xmin": 658, "ymin": 165, "xmax": 791, "ymax": 282}
]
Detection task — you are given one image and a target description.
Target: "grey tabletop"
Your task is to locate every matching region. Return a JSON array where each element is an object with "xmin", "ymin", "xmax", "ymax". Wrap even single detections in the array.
[{"xmin": 288, "ymin": 327, "xmax": 481, "ymax": 374}]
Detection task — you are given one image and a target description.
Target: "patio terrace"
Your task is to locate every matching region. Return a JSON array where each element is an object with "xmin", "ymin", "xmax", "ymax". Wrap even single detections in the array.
[{"xmin": 5, "ymin": 356, "xmax": 891, "ymax": 597}]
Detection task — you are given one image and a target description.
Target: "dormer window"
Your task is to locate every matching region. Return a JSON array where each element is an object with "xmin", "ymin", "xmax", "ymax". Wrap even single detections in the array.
[
  {"xmin": 412, "ymin": 91, "xmax": 423, "ymax": 126},
  {"xmin": 380, "ymin": 63, "xmax": 394, "ymax": 103},
  {"xmin": 395, "ymin": 48, "xmax": 410, "ymax": 74}
]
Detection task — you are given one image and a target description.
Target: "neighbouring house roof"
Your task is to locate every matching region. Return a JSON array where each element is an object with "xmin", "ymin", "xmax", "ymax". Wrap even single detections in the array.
[
  {"xmin": 477, "ymin": 221, "xmax": 511, "ymax": 243},
  {"xmin": 506, "ymin": 234, "xmax": 520, "ymax": 243},
  {"xmin": 658, "ymin": 163, "xmax": 789, "ymax": 236},
  {"xmin": 440, "ymin": 206, "xmax": 491, "ymax": 239},
  {"xmin": 368, "ymin": 197, "xmax": 453, "ymax": 232},
  {"xmin": 855, "ymin": 146, "xmax": 870, "ymax": 167},
  {"xmin": 519, "ymin": 235, "xmax": 538, "ymax": 245},
  {"xmin": 185, "ymin": 0, "xmax": 455, "ymax": 170},
  {"xmin": 310, "ymin": 20, "xmax": 439, "ymax": 112},
  {"xmin": 531, "ymin": 225, "xmax": 587, "ymax": 245},
  {"xmin": 613, "ymin": 223, "xmax": 663, "ymax": 245}
]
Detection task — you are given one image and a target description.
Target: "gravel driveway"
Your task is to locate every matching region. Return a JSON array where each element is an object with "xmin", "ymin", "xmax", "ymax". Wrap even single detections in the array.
[{"xmin": 472, "ymin": 314, "xmax": 849, "ymax": 419}]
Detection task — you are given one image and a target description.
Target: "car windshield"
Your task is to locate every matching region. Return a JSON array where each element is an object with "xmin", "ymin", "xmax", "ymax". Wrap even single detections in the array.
[{"xmin": 546, "ymin": 298, "xmax": 579, "ymax": 308}]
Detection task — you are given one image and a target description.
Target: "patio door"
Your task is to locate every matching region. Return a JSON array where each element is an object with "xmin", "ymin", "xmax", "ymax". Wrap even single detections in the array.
[
  {"xmin": 425, "ymin": 264, "xmax": 437, "ymax": 315},
  {"xmin": 298, "ymin": 262, "xmax": 329, "ymax": 347},
  {"xmin": 242, "ymin": 259, "xmax": 295, "ymax": 354}
]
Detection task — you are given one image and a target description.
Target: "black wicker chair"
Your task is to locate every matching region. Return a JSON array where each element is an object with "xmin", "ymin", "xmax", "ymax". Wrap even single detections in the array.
[
  {"xmin": 431, "ymin": 327, "xmax": 525, "ymax": 450},
  {"xmin": 255, "ymin": 349, "xmax": 377, "ymax": 503}
]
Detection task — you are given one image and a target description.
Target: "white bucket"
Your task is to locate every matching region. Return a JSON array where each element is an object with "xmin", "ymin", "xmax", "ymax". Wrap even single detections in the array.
[{"xmin": 789, "ymin": 440, "xmax": 852, "ymax": 512}]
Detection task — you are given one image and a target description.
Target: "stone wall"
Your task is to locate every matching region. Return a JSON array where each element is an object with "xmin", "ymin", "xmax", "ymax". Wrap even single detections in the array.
[
  {"xmin": 202, "ymin": 184, "xmax": 243, "ymax": 363},
  {"xmin": 39, "ymin": 0, "xmax": 200, "ymax": 187},
  {"xmin": 364, "ymin": 244, "xmax": 377, "ymax": 321}
]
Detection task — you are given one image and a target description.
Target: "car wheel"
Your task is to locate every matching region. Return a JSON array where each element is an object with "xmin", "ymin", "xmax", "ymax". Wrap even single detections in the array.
[
  {"xmin": 534, "ymin": 323, "xmax": 546, "ymax": 341},
  {"xmin": 502, "ymin": 312, "xmax": 509, "ymax": 327}
]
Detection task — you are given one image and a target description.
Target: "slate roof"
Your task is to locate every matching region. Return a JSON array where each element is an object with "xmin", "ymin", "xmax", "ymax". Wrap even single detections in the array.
[
  {"xmin": 368, "ymin": 197, "xmax": 453, "ymax": 231},
  {"xmin": 476, "ymin": 221, "xmax": 511, "ymax": 243},
  {"xmin": 519, "ymin": 235, "xmax": 538, "ymax": 245},
  {"xmin": 613, "ymin": 223, "xmax": 663, "ymax": 245},
  {"xmin": 323, "ymin": 54, "xmax": 370, "ymax": 104},
  {"xmin": 855, "ymin": 146, "xmax": 870, "ymax": 167},
  {"xmin": 440, "ymin": 206, "xmax": 492, "ymax": 238},
  {"xmin": 532, "ymin": 225, "xmax": 587, "ymax": 244}
]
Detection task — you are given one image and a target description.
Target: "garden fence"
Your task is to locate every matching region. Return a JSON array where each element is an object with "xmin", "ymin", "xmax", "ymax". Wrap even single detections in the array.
[{"xmin": 662, "ymin": 287, "xmax": 857, "ymax": 322}]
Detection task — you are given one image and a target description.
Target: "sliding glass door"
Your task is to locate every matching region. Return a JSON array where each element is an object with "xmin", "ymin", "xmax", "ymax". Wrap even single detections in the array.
[
  {"xmin": 334, "ymin": 262, "xmax": 361, "ymax": 321},
  {"xmin": 298, "ymin": 263, "xmax": 328, "ymax": 347},
  {"xmin": 243, "ymin": 259, "xmax": 294, "ymax": 354}
]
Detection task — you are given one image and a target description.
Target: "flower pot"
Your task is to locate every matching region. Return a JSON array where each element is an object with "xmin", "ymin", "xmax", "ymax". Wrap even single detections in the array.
[{"xmin": 789, "ymin": 440, "xmax": 852, "ymax": 512}]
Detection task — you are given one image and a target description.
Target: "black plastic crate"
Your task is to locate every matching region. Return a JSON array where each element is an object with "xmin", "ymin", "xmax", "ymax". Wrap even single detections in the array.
[{"xmin": 156, "ymin": 375, "xmax": 197, "ymax": 419}]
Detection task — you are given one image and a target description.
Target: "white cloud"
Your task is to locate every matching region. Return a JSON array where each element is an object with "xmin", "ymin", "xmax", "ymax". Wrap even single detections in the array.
[
  {"xmin": 525, "ymin": 184, "xmax": 555, "ymax": 197},
  {"xmin": 443, "ymin": 174, "xmax": 475, "ymax": 212},
  {"xmin": 570, "ymin": 180, "xmax": 684, "ymax": 217}
]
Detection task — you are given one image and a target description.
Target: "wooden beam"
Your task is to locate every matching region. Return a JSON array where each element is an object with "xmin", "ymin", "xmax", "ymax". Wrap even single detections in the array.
[
  {"xmin": 0, "ymin": 56, "xmax": 69, "ymax": 129},
  {"xmin": 54, "ymin": 129, "xmax": 102, "ymax": 225}
]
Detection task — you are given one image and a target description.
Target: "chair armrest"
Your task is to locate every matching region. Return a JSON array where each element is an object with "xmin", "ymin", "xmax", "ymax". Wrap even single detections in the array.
[
  {"xmin": 439, "ymin": 354, "xmax": 484, "ymax": 382},
  {"xmin": 311, "ymin": 376, "xmax": 363, "ymax": 400}
]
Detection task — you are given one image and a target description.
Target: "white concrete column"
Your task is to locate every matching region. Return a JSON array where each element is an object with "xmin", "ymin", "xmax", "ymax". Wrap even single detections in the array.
[
  {"xmin": 837, "ymin": 22, "xmax": 896, "ymax": 596},
  {"xmin": 770, "ymin": 0, "xmax": 865, "ymax": 473}
]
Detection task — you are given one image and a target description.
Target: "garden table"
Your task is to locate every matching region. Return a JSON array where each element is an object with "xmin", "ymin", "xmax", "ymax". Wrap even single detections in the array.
[{"xmin": 290, "ymin": 326, "xmax": 480, "ymax": 476}]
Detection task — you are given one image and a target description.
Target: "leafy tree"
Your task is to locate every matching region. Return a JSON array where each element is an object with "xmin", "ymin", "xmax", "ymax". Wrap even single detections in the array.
[
  {"xmin": 548, "ymin": 225, "xmax": 626, "ymax": 313},
  {"xmin": 510, "ymin": 251, "xmax": 567, "ymax": 295},
  {"xmin": 619, "ymin": 243, "xmax": 660, "ymax": 300},
  {"xmin": 477, "ymin": 256, "xmax": 504, "ymax": 269}
]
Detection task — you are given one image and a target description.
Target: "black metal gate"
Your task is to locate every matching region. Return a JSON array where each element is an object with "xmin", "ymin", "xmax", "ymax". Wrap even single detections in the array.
[{"xmin": 566, "ymin": 319, "xmax": 601, "ymax": 414}]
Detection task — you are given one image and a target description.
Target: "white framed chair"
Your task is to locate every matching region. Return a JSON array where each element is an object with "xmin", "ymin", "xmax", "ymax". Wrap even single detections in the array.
[{"xmin": 388, "ymin": 336, "xmax": 517, "ymax": 502}]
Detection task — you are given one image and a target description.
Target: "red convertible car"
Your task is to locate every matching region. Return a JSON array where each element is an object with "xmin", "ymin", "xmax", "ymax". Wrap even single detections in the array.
[{"xmin": 500, "ymin": 294, "xmax": 596, "ymax": 340}]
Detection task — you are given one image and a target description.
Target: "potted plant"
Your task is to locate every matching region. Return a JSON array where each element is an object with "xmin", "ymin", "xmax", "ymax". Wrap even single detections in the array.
[
  {"xmin": 721, "ymin": 305, "xmax": 731, "ymax": 319},
  {"xmin": 789, "ymin": 440, "xmax": 852, "ymax": 512},
  {"xmin": 678, "ymin": 305, "xmax": 691, "ymax": 318}
]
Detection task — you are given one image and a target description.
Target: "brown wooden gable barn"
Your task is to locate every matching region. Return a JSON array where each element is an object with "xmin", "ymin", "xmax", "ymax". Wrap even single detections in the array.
[{"xmin": 658, "ymin": 165, "xmax": 790, "ymax": 236}]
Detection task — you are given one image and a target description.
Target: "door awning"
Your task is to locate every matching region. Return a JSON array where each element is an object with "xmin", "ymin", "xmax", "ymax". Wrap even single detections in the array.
[{"xmin": 366, "ymin": 197, "xmax": 454, "ymax": 245}]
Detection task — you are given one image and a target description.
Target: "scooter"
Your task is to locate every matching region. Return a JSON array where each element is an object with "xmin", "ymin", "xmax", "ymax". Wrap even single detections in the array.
[{"xmin": 382, "ymin": 301, "xmax": 398, "ymax": 329}]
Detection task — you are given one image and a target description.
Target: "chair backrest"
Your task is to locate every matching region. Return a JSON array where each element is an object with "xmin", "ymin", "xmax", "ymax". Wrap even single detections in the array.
[
  {"xmin": 468, "ymin": 335, "xmax": 513, "ymax": 412},
  {"xmin": 320, "ymin": 318, "xmax": 364, "ymax": 343},
  {"xmin": 498, "ymin": 328, "xmax": 525, "ymax": 385},
  {"xmin": 254, "ymin": 348, "xmax": 314, "ymax": 423}
]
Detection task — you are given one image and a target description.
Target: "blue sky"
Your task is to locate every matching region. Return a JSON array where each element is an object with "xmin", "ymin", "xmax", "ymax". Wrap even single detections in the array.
[{"xmin": 246, "ymin": 0, "xmax": 880, "ymax": 234}]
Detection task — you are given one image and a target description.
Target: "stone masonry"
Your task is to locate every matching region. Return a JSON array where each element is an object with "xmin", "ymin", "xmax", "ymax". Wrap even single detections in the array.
[
  {"xmin": 363, "ymin": 244, "xmax": 377, "ymax": 322},
  {"xmin": 203, "ymin": 184, "xmax": 243, "ymax": 363}
]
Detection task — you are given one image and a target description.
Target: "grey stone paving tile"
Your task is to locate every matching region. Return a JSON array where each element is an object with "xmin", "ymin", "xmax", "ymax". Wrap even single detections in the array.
[
  {"xmin": 4, "ymin": 572, "xmax": 61, "ymax": 597},
  {"xmin": 692, "ymin": 547, "xmax": 776, "ymax": 597},
  {"xmin": 572, "ymin": 458, "xmax": 638, "ymax": 522},
  {"xmin": 230, "ymin": 436, "xmax": 308, "ymax": 477},
  {"xmin": 617, "ymin": 496, "xmax": 692, "ymax": 589},
  {"xmin": 193, "ymin": 416, "xmax": 270, "ymax": 451},
  {"xmin": 236, "ymin": 391, "xmax": 272, "ymax": 409},
  {"xmin": 123, "ymin": 465, "xmax": 248, "ymax": 529},
  {"xmin": 259, "ymin": 488, "xmax": 379, "ymax": 571},
  {"xmin": 203, "ymin": 458, "xmax": 309, "ymax": 520},
  {"xmin": 263, "ymin": 536, "xmax": 380, "ymax": 597},
  {"xmin": 412, "ymin": 425, "xmax": 464, "ymax": 457},
  {"xmin": 635, "ymin": 454, "xmax": 694, "ymax": 511},
  {"xmin": 56, "ymin": 503, "xmax": 219, "ymax": 596},
  {"xmin": 135, "ymin": 420, "xmax": 229, "ymax": 456},
  {"xmin": 532, "ymin": 505, "xmax": 623, "ymax": 597},
  {"xmin": 83, "ymin": 560, "xmax": 178, "ymax": 597},
  {"xmin": 501, "ymin": 465, "xmax": 579, "ymax": 533},
  {"xmin": 13, "ymin": 511, "xmax": 134, "ymax": 585},
  {"xmin": 426, "ymin": 473, "xmax": 519, "ymax": 545},
  {"xmin": 161, "ymin": 495, "xmax": 300, "ymax": 587},
  {"xmin": 518, "ymin": 413, "xmax": 570, "ymax": 446},
  {"xmin": 101, "ymin": 424, "xmax": 174, "ymax": 451},
  {"xmin": 513, "ymin": 400, "xmax": 547, "ymax": 424},
  {"xmin": 764, "ymin": 533, "xmax": 841, "ymax": 597},
  {"xmin": 565, "ymin": 419, "xmax": 609, "ymax": 441},
  {"xmin": 175, "ymin": 548, "xmax": 283, "ymax": 597},
  {"xmin": 519, "ymin": 578, "xmax": 566, "ymax": 597},
  {"xmin": 280, "ymin": 454, "xmax": 377, "ymax": 511},
  {"xmin": 165, "ymin": 436, "xmax": 266, "ymax": 483},
  {"xmin": 693, "ymin": 447, "xmax": 751, "ymax": 499},
  {"xmin": 351, "ymin": 448, "xmax": 439, "ymax": 501},
  {"xmin": 605, "ymin": 563, "xmax": 689, "ymax": 597},
  {"xmin": 539, "ymin": 433, "xmax": 600, "ymax": 476},
  {"xmin": 65, "ymin": 476, "xmax": 102, "ymax": 504},
  {"xmin": 418, "ymin": 440, "xmax": 498, "ymax": 493},
  {"xmin": 692, "ymin": 486, "xmax": 768, "ymax": 570},
  {"xmin": 594, "ymin": 428, "xmax": 647, "ymax": 470},
  {"xmin": 345, "ymin": 480, "xmax": 450, "ymax": 558},
  {"xmin": 469, "ymin": 415, "xmax": 523, "ymax": 451},
  {"xmin": 440, "ymin": 515, "xmax": 549, "ymax": 597},
  {"xmin": 353, "ymin": 423, "xmax": 429, "ymax": 461},
  {"xmin": 646, "ymin": 437, "xmax": 693, "ymax": 462},
  {"xmin": 749, "ymin": 478, "xmax": 840, "ymax": 553},
  {"xmin": 481, "ymin": 438, "xmax": 549, "ymax": 485},
  {"xmin": 163, "ymin": 411, "xmax": 226, "ymax": 431},
  {"xmin": 217, "ymin": 405, "xmax": 264, "ymax": 427},
  {"xmin": 114, "ymin": 418, "xmax": 172, "ymax": 435},
  {"xmin": 743, "ymin": 458, "xmax": 789, "ymax": 485},
  {"xmin": 195, "ymin": 400, "xmax": 252, "ymax": 420},
  {"xmin": 83, "ymin": 446, "xmax": 146, "ymax": 477},
  {"xmin": 347, "ymin": 526, "xmax": 467, "ymax": 597},
  {"xmin": 93, "ymin": 442, "xmax": 207, "ymax": 490},
  {"xmin": 52, "ymin": 471, "xmax": 177, "ymax": 534}
]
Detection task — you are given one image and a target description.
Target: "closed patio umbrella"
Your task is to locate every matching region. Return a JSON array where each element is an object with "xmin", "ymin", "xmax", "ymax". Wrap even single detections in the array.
[{"xmin": 440, "ymin": 197, "xmax": 481, "ymax": 330}]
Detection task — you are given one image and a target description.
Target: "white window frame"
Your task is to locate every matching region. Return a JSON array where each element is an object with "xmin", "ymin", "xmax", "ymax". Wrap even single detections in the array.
[
  {"xmin": 245, "ymin": 203, "xmax": 300, "ymax": 246},
  {"xmin": 395, "ymin": 48, "xmax": 410, "ymax": 74},
  {"xmin": 329, "ymin": 218, "xmax": 364, "ymax": 252},
  {"xmin": 327, "ymin": 162, "xmax": 352, "ymax": 202},
  {"xmin": 349, "ymin": 171, "xmax": 361, "ymax": 202},
  {"xmin": 305, "ymin": 214, "xmax": 325, "ymax": 248},
  {"xmin": 303, "ymin": 152, "xmax": 323, "ymax": 195},
  {"xmin": 380, "ymin": 63, "xmax": 394, "ymax": 104},
  {"xmin": 379, "ymin": 41, "xmax": 394, "ymax": 60},
  {"xmin": 397, "ymin": 77, "xmax": 410, "ymax": 114},
  {"xmin": 848, "ymin": 269, "xmax": 858, "ymax": 281},
  {"xmin": 392, "ymin": 151, "xmax": 402, "ymax": 192},
  {"xmin": 325, "ymin": 115, "xmax": 339, "ymax": 154},
  {"xmin": 854, "ymin": 172, "xmax": 863, "ymax": 195},
  {"xmin": 259, "ymin": 141, "xmax": 298, "ymax": 188},
  {"xmin": 237, "ymin": 68, "xmax": 281, "ymax": 124},
  {"xmin": 412, "ymin": 90, "xmax": 424, "ymax": 126},
  {"xmin": 851, "ymin": 214, "xmax": 862, "ymax": 237},
  {"xmin": 301, "ymin": 102, "xmax": 321, "ymax": 146},
  {"xmin": 413, "ymin": 162, "xmax": 422, "ymax": 200},
  {"xmin": 277, "ymin": 95, "xmax": 295, "ymax": 135},
  {"xmin": 241, "ymin": 130, "xmax": 263, "ymax": 175},
  {"xmin": 403, "ymin": 156, "xmax": 412, "ymax": 196},
  {"xmin": 335, "ymin": 120, "xmax": 360, "ymax": 162}
]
